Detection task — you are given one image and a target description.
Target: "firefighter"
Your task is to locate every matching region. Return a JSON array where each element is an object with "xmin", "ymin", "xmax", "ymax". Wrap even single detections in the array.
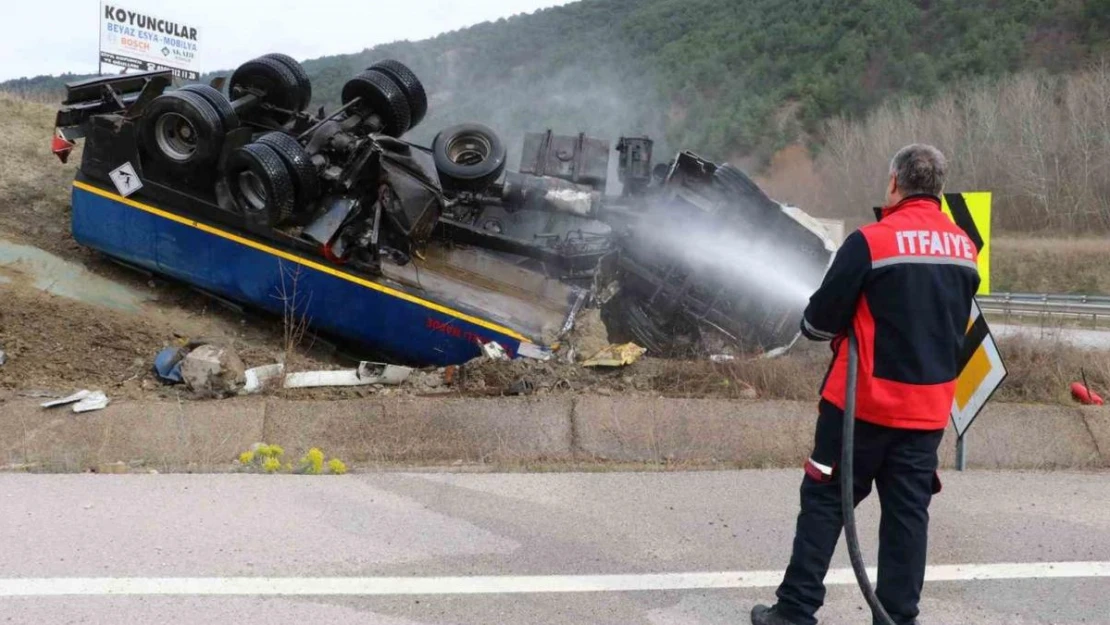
[{"xmin": 751, "ymin": 144, "xmax": 980, "ymax": 625}]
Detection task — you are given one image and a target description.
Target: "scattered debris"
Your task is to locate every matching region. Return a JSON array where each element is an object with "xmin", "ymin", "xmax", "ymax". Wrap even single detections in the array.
[
  {"xmin": 582, "ymin": 343, "xmax": 647, "ymax": 367},
  {"xmin": 1071, "ymin": 381, "xmax": 1104, "ymax": 406},
  {"xmin": 19, "ymin": 390, "xmax": 62, "ymax": 399},
  {"xmin": 180, "ymin": 344, "xmax": 246, "ymax": 397},
  {"xmin": 40, "ymin": 389, "xmax": 110, "ymax": 413},
  {"xmin": 517, "ymin": 342, "xmax": 554, "ymax": 361},
  {"xmin": 242, "ymin": 363, "xmax": 285, "ymax": 394},
  {"xmin": 41, "ymin": 389, "xmax": 92, "ymax": 408},
  {"xmin": 507, "ymin": 378, "xmax": 535, "ymax": 396},
  {"xmin": 73, "ymin": 391, "xmax": 110, "ymax": 413},
  {"xmin": 480, "ymin": 341, "xmax": 510, "ymax": 361},
  {"xmin": 710, "ymin": 354, "xmax": 737, "ymax": 363},
  {"xmin": 566, "ymin": 308, "xmax": 610, "ymax": 363},
  {"xmin": 283, "ymin": 362, "xmax": 412, "ymax": 389},
  {"xmin": 153, "ymin": 346, "xmax": 186, "ymax": 383},
  {"xmin": 0, "ymin": 347, "xmax": 6, "ymax": 367},
  {"xmin": 444, "ymin": 365, "xmax": 459, "ymax": 385}
]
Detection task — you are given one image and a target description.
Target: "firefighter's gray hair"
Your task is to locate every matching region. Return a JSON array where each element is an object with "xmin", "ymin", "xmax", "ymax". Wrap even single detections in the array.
[{"xmin": 889, "ymin": 144, "xmax": 947, "ymax": 197}]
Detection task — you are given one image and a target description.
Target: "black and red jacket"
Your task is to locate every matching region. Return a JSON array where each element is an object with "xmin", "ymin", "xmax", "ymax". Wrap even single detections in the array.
[{"xmin": 801, "ymin": 195, "xmax": 981, "ymax": 430}]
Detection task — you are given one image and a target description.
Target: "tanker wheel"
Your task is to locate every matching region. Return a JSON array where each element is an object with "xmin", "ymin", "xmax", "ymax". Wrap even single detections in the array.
[
  {"xmin": 431, "ymin": 123, "xmax": 507, "ymax": 192},
  {"xmin": 340, "ymin": 69, "xmax": 412, "ymax": 137},
  {"xmin": 178, "ymin": 83, "xmax": 240, "ymax": 131},
  {"xmin": 255, "ymin": 131, "xmax": 320, "ymax": 213},
  {"xmin": 225, "ymin": 142, "xmax": 297, "ymax": 226},
  {"xmin": 262, "ymin": 53, "xmax": 313, "ymax": 111},
  {"xmin": 368, "ymin": 59, "xmax": 428, "ymax": 129},
  {"xmin": 139, "ymin": 90, "xmax": 225, "ymax": 171},
  {"xmin": 229, "ymin": 56, "xmax": 306, "ymax": 127}
]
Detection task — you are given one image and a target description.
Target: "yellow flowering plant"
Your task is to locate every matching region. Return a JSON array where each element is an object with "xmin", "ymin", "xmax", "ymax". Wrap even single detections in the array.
[{"xmin": 236, "ymin": 443, "xmax": 347, "ymax": 475}]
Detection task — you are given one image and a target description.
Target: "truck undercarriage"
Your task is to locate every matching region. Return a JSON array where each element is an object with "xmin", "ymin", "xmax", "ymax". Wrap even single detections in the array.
[{"xmin": 54, "ymin": 54, "xmax": 836, "ymax": 365}]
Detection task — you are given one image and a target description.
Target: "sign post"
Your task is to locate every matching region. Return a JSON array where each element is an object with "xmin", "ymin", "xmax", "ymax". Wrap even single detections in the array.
[
  {"xmin": 946, "ymin": 192, "xmax": 1005, "ymax": 470},
  {"xmin": 98, "ymin": 2, "xmax": 202, "ymax": 81}
]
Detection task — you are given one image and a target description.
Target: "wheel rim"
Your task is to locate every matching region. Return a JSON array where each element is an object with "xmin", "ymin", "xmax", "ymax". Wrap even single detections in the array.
[
  {"xmin": 154, "ymin": 113, "xmax": 199, "ymax": 161},
  {"xmin": 237, "ymin": 171, "xmax": 268, "ymax": 213},
  {"xmin": 446, "ymin": 133, "xmax": 491, "ymax": 166}
]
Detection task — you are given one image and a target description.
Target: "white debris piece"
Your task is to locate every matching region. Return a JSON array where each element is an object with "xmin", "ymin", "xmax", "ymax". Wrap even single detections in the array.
[
  {"xmin": 73, "ymin": 391, "xmax": 110, "ymax": 413},
  {"xmin": 517, "ymin": 342, "xmax": 554, "ymax": 361},
  {"xmin": 41, "ymin": 390, "xmax": 93, "ymax": 408},
  {"xmin": 242, "ymin": 364, "xmax": 285, "ymax": 394},
  {"xmin": 709, "ymin": 354, "xmax": 736, "ymax": 363},
  {"xmin": 282, "ymin": 362, "xmax": 412, "ymax": 389},
  {"xmin": 0, "ymin": 348, "xmax": 6, "ymax": 367},
  {"xmin": 41, "ymin": 389, "xmax": 110, "ymax": 413},
  {"xmin": 480, "ymin": 341, "xmax": 510, "ymax": 361}
]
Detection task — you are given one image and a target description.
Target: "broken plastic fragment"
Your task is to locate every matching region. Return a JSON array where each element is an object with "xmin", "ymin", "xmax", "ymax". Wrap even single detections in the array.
[
  {"xmin": 153, "ymin": 346, "xmax": 186, "ymax": 383},
  {"xmin": 582, "ymin": 343, "xmax": 647, "ymax": 367},
  {"xmin": 0, "ymin": 348, "xmax": 6, "ymax": 367},
  {"xmin": 709, "ymin": 354, "xmax": 736, "ymax": 363}
]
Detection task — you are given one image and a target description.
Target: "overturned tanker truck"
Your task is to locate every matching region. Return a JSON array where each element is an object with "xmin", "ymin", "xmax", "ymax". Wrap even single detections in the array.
[{"xmin": 53, "ymin": 53, "xmax": 837, "ymax": 366}]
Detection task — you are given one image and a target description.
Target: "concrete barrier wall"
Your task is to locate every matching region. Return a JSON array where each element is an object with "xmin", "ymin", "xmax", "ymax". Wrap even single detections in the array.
[{"xmin": 0, "ymin": 395, "xmax": 1106, "ymax": 472}]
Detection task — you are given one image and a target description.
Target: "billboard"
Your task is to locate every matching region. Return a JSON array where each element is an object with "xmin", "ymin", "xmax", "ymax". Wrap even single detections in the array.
[{"xmin": 99, "ymin": 2, "xmax": 201, "ymax": 80}]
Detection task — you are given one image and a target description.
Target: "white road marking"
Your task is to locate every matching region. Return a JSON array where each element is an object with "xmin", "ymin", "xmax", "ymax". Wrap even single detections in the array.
[{"xmin": 0, "ymin": 562, "xmax": 1108, "ymax": 596}]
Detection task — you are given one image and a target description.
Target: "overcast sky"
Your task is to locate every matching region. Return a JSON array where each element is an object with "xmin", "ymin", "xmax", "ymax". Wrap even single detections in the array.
[{"xmin": 1, "ymin": 0, "xmax": 575, "ymax": 81}]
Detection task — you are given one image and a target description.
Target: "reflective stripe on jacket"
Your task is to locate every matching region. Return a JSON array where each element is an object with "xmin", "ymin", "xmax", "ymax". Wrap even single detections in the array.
[{"xmin": 801, "ymin": 194, "xmax": 981, "ymax": 430}]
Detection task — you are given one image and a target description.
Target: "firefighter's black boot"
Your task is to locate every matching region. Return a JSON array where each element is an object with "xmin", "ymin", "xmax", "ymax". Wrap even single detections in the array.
[{"xmin": 750, "ymin": 605, "xmax": 804, "ymax": 625}]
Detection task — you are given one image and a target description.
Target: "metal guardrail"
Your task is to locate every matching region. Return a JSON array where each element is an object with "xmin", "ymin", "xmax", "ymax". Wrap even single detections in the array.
[
  {"xmin": 977, "ymin": 292, "xmax": 1110, "ymax": 318},
  {"xmin": 981, "ymin": 292, "xmax": 1110, "ymax": 304}
]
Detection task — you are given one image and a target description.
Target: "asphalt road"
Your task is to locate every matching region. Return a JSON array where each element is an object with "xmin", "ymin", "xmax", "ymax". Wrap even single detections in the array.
[{"xmin": 1, "ymin": 470, "xmax": 1109, "ymax": 624}]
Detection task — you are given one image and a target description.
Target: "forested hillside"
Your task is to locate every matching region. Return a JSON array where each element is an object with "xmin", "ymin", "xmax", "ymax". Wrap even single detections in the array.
[{"xmin": 5, "ymin": 0, "xmax": 1110, "ymax": 167}]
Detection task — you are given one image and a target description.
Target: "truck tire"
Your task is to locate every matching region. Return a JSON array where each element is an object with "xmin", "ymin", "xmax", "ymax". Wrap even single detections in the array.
[
  {"xmin": 178, "ymin": 84, "xmax": 240, "ymax": 131},
  {"xmin": 262, "ymin": 53, "xmax": 312, "ymax": 111},
  {"xmin": 139, "ymin": 90, "xmax": 225, "ymax": 169},
  {"xmin": 341, "ymin": 69, "xmax": 411, "ymax": 137},
  {"xmin": 229, "ymin": 56, "xmax": 305, "ymax": 125},
  {"xmin": 431, "ymin": 123, "xmax": 507, "ymax": 191},
  {"xmin": 256, "ymin": 131, "xmax": 320, "ymax": 212},
  {"xmin": 368, "ymin": 59, "xmax": 427, "ymax": 128},
  {"xmin": 225, "ymin": 143, "xmax": 296, "ymax": 226}
]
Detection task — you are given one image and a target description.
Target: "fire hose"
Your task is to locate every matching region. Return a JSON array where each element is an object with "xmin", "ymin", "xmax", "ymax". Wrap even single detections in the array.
[{"xmin": 842, "ymin": 332, "xmax": 897, "ymax": 625}]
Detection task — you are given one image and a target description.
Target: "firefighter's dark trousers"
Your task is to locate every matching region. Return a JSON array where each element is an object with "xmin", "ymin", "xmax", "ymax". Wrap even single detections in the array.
[{"xmin": 772, "ymin": 400, "xmax": 944, "ymax": 625}]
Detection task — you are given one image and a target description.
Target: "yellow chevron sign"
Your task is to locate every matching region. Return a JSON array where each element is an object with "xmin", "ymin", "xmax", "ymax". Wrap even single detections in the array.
[
  {"xmin": 952, "ymin": 298, "xmax": 1006, "ymax": 437},
  {"xmin": 941, "ymin": 192, "xmax": 991, "ymax": 294}
]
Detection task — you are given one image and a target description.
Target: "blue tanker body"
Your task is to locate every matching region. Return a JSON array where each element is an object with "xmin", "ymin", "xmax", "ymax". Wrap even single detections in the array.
[{"xmin": 70, "ymin": 178, "xmax": 535, "ymax": 366}]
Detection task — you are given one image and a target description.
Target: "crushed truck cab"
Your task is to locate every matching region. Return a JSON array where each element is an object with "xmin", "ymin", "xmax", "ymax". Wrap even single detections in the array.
[{"xmin": 54, "ymin": 54, "xmax": 836, "ymax": 365}]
